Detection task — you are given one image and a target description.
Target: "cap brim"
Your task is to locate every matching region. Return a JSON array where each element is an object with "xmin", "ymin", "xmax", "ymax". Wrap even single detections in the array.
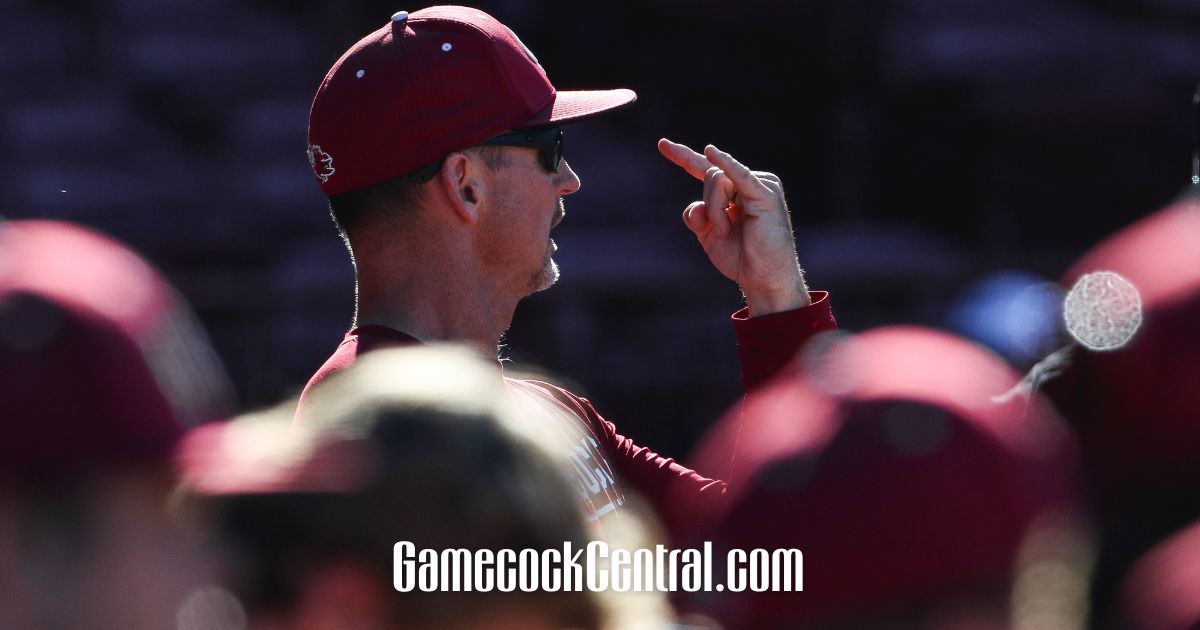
[
  {"xmin": 178, "ymin": 418, "xmax": 371, "ymax": 496},
  {"xmin": 519, "ymin": 88, "xmax": 637, "ymax": 128}
]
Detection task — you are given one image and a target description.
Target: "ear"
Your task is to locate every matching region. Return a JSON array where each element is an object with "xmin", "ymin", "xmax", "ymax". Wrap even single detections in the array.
[{"xmin": 436, "ymin": 151, "xmax": 487, "ymax": 225}]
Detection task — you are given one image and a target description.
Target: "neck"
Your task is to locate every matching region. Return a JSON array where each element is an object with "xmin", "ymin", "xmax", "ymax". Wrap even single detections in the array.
[{"xmin": 354, "ymin": 235, "xmax": 516, "ymax": 355}]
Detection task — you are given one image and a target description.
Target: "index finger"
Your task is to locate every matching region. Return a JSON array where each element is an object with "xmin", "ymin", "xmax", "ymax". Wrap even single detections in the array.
[{"xmin": 657, "ymin": 138, "xmax": 713, "ymax": 181}]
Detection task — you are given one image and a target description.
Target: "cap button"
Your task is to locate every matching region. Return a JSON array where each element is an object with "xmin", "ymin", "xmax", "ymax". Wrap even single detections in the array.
[{"xmin": 391, "ymin": 10, "xmax": 409, "ymax": 22}]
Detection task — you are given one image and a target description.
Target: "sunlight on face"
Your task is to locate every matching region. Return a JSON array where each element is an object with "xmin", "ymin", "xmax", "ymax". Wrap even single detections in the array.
[{"xmin": 525, "ymin": 198, "xmax": 566, "ymax": 296}]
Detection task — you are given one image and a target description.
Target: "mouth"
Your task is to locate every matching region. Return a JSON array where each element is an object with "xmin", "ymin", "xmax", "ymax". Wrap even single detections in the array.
[{"xmin": 551, "ymin": 200, "xmax": 566, "ymax": 228}]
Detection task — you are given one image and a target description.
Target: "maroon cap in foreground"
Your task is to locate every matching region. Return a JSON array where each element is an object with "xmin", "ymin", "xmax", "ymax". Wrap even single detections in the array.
[
  {"xmin": 179, "ymin": 345, "xmax": 518, "ymax": 497},
  {"xmin": 682, "ymin": 326, "xmax": 1081, "ymax": 627},
  {"xmin": 307, "ymin": 5, "xmax": 637, "ymax": 195},
  {"xmin": 178, "ymin": 411, "xmax": 372, "ymax": 496},
  {"xmin": 0, "ymin": 220, "xmax": 229, "ymax": 483}
]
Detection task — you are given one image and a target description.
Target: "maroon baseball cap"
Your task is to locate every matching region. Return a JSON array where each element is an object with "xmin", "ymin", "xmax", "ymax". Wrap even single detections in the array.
[
  {"xmin": 681, "ymin": 327, "xmax": 1081, "ymax": 626},
  {"xmin": 307, "ymin": 5, "xmax": 638, "ymax": 195},
  {"xmin": 0, "ymin": 220, "xmax": 231, "ymax": 484},
  {"xmin": 179, "ymin": 412, "xmax": 372, "ymax": 496},
  {"xmin": 179, "ymin": 345, "xmax": 521, "ymax": 497}
]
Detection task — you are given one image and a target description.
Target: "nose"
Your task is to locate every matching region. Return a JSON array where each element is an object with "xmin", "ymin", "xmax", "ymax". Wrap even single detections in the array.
[{"xmin": 555, "ymin": 158, "xmax": 581, "ymax": 196}]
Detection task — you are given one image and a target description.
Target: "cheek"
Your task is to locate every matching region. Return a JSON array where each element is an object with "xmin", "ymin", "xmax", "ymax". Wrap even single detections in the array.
[{"xmin": 482, "ymin": 191, "xmax": 551, "ymax": 252}]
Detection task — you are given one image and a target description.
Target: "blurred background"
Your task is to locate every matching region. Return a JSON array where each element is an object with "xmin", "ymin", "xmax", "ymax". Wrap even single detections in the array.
[{"xmin": 3, "ymin": 0, "xmax": 1198, "ymax": 458}]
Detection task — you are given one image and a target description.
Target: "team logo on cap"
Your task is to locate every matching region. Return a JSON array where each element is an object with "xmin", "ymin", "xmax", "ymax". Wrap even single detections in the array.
[{"xmin": 307, "ymin": 144, "xmax": 336, "ymax": 182}]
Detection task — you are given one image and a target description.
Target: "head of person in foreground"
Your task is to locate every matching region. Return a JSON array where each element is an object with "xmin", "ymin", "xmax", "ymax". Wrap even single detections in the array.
[
  {"xmin": 182, "ymin": 345, "xmax": 622, "ymax": 629},
  {"xmin": 683, "ymin": 326, "xmax": 1089, "ymax": 629},
  {"xmin": 0, "ymin": 219, "xmax": 231, "ymax": 629}
]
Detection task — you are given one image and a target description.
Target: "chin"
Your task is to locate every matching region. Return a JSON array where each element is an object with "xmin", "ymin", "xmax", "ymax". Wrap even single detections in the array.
[{"xmin": 529, "ymin": 258, "xmax": 560, "ymax": 295}]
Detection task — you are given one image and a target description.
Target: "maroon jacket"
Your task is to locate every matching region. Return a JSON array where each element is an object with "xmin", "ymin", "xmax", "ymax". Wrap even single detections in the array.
[{"xmin": 296, "ymin": 292, "xmax": 836, "ymax": 535}]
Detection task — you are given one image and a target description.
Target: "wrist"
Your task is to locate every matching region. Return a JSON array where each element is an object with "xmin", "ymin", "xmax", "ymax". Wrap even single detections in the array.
[{"xmin": 743, "ymin": 278, "xmax": 810, "ymax": 317}]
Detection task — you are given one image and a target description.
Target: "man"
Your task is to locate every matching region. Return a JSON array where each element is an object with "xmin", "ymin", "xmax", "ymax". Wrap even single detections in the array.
[
  {"xmin": 1042, "ymin": 185, "xmax": 1200, "ymax": 623},
  {"xmin": 684, "ymin": 326, "xmax": 1087, "ymax": 628},
  {"xmin": 0, "ymin": 219, "xmax": 231, "ymax": 629},
  {"xmin": 186, "ymin": 346, "xmax": 651, "ymax": 629},
  {"xmin": 298, "ymin": 6, "xmax": 836, "ymax": 533}
]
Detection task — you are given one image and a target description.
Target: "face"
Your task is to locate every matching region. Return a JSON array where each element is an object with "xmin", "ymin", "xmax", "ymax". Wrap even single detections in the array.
[{"xmin": 476, "ymin": 145, "xmax": 580, "ymax": 298}]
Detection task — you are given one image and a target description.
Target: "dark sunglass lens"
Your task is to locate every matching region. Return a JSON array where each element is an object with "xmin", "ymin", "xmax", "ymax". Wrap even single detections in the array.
[
  {"xmin": 542, "ymin": 128, "xmax": 562, "ymax": 172},
  {"xmin": 553, "ymin": 129, "xmax": 563, "ymax": 170}
]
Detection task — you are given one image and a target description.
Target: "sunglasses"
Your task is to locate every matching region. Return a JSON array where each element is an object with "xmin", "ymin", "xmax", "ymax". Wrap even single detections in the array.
[
  {"xmin": 477, "ymin": 126, "xmax": 563, "ymax": 174},
  {"xmin": 408, "ymin": 126, "xmax": 563, "ymax": 183}
]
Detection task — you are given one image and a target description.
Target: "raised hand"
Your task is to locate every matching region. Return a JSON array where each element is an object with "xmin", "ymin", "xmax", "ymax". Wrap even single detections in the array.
[{"xmin": 658, "ymin": 138, "xmax": 809, "ymax": 315}]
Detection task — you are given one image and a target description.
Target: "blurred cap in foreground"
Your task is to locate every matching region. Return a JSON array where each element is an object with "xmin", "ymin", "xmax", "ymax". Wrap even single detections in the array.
[
  {"xmin": 685, "ymin": 326, "xmax": 1086, "ymax": 629},
  {"xmin": 0, "ymin": 219, "xmax": 232, "ymax": 629},
  {"xmin": 0, "ymin": 219, "xmax": 231, "ymax": 484},
  {"xmin": 180, "ymin": 345, "xmax": 612, "ymax": 629}
]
